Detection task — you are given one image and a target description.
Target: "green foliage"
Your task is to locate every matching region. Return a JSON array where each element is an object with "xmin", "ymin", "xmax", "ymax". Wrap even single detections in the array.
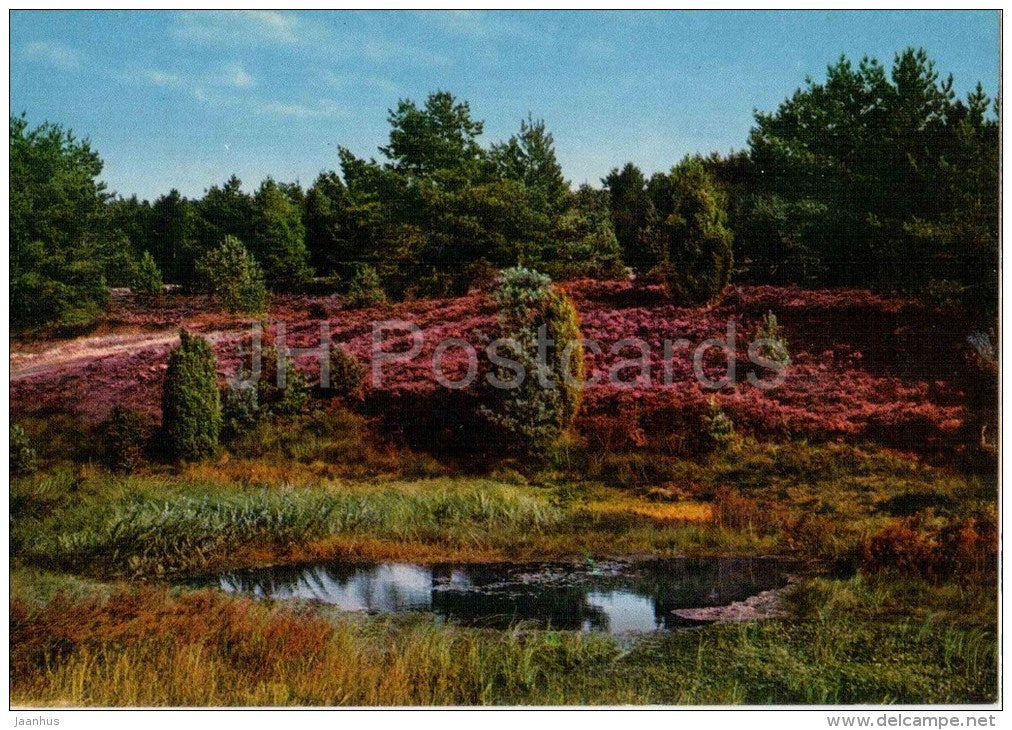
[
  {"xmin": 602, "ymin": 163, "xmax": 654, "ymax": 271},
  {"xmin": 20, "ymin": 63, "xmax": 997, "ymax": 311},
  {"xmin": 161, "ymin": 331, "xmax": 221, "ymax": 461},
  {"xmin": 251, "ymin": 178, "xmax": 312, "ymax": 287},
  {"xmin": 701, "ymin": 397, "xmax": 736, "ymax": 450},
  {"xmin": 482, "ymin": 267, "xmax": 584, "ymax": 455},
  {"xmin": 747, "ymin": 48, "xmax": 998, "ymax": 313},
  {"xmin": 381, "ymin": 90, "xmax": 485, "ymax": 178},
  {"xmin": 304, "ymin": 171, "xmax": 356, "ymax": 277},
  {"xmin": 325, "ymin": 346, "xmax": 366, "ymax": 401},
  {"xmin": 99, "ymin": 407, "xmax": 151, "ymax": 473},
  {"xmin": 271, "ymin": 361, "xmax": 309, "ymax": 416},
  {"xmin": 753, "ymin": 311, "xmax": 790, "ymax": 364},
  {"xmin": 194, "ymin": 236, "xmax": 268, "ymax": 314},
  {"xmin": 10, "ymin": 115, "xmax": 116, "ymax": 330},
  {"xmin": 489, "ymin": 115, "xmax": 570, "ymax": 216},
  {"xmin": 16, "ymin": 476, "xmax": 563, "ymax": 578},
  {"xmin": 546, "ymin": 185, "xmax": 626, "ymax": 280},
  {"xmin": 336, "ymin": 94, "xmax": 623, "ymax": 296},
  {"xmin": 647, "ymin": 157, "xmax": 734, "ymax": 304},
  {"xmin": 194, "ymin": 175, "xmax": 255, "ymax": 263},
  {"xmin": 730, "ymin": 193, "xmax": 826, "ymax": 284},
  {"xmin": 10, "ymin": 425, "xmax": 37, "ymax": 476},
  {"xmin": 343, "ymin": 264, "xmax": 386, "ymax": 308},
  {"xmin": 257, "ymin": 346, "xmax": 310, "ymax": 417},
  {"xmin": 220, "ymin": 380, "xmax": 260, "ymax": 442},
  {"xmin": 131, "ymin": 251, "xmax": 163, "ymax": 297},
  {"xmin": 147, "ymin": 190, "xmax": 198, "ymax": 284}
]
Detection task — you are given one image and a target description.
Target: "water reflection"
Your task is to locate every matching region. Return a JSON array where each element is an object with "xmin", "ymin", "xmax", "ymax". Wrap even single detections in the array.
[{"xmin": 203, "ymin": 557, "xmax": 793, "ymax": 634}]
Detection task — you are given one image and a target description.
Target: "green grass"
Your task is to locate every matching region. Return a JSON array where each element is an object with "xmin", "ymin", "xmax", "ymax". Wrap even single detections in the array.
[
  {"xmin": 9, "ymin": 415, "xmax": 998, "ymax": 705},
  {"xmin": 10, "ymin": 570, "xmax": 996, "ymax": 706},
  {"xmin": 11, "ymin": 436, "xmax": 996, "ymax": 578},
  {"xmin": 13, "ymin": 474, "xmax": 571, "ymax": 576}
]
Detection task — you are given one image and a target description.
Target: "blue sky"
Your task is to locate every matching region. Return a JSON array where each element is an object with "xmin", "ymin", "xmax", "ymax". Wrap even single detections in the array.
[{"xmin": 10, "ymin": 10, "xmax": 1000, "ymax": 201}]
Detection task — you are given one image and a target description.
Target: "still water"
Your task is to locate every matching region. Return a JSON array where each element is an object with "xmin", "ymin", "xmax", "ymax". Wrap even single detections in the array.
[{"xmin": 198, "ymin": 557, "xmax": 794, "ymax": 634}]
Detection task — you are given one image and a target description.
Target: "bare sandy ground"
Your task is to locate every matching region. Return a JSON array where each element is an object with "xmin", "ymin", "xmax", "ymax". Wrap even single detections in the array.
[{"xmin": 10, "ymin": 330, "xmax": 185, "ymax": 380}]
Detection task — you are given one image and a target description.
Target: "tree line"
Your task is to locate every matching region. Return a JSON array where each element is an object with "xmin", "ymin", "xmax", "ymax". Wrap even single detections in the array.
[{"xmin": 11, "ymin": 47, "xmax": 998, "ymax": 332}]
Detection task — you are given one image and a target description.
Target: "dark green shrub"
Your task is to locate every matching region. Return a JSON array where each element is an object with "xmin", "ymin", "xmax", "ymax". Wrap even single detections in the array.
[
  {"xmin": 10, "ymin": 424, "xmax": 37, "ymax": 475},
  {"xmin": 342, "ymin": 264, "xmax": 385, "ymax": 309},
  {"xmin": 648, "ymin": 157, "xmax": 733, "ymax": 305},
  {"xmin": 257, "ymin": 345, "xmax": 309, "ymax": 416},
  {"xmin": 161, "ymin": 330, "xmax": 221, "ymax": 461},
  {"xmin": 100, "ymin": 407, "xmax": 152, "ymax": 472},
  {"xmin": 324, "ymin": 346, "xmax": 366, "ymax": 401},
  {"xmin": 481, "ymin": 267, "xmax": 584, "ymax": 455},
  {"xmin": 194, "ymin": 236, "xmax": 268, "ymax": 314},
  {"xmin": 271, "ymin": 359, "xmax": 309, "ymax": 416},
  {"xmin": 131, "ymin": 251, "xmax": 163, "ymax": 297},
  {"xmin": 221, "ymin": 380, "xmax": 260, "ymax": 442}
]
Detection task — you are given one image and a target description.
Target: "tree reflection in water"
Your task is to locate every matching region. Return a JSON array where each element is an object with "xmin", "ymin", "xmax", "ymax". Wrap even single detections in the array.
[{"xmin": 204, "ymin": 557, "xmax": 794, "ymax": 634}]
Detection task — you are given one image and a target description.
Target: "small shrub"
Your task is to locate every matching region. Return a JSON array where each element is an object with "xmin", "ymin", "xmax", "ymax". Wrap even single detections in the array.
[
  {"xmin": 862, "ymin": 518, "xmax": 940, "ymax": 579},
  {"xmin": 131, "ymin": 251, "xmax": 163, "ymax": 297},
  {"xmin": 753, "ymin": 311, "xmax": 790, "ymax": 364},
  {"xmin": 966, "ymin": 330, "xmax": 998, "ymax": 452},
  {"xmin": 162, "ymin": 330, "xmax": 221, "ymax": 461},
  {"xmin": 275, "ymin": 361, "xmax": 310, "ymax": 415},
  {"xmin": 195, "ymin": 236, "xmax": 268, "ymax": 314},
  {"xmin": 711, "ymin": 487, "xmax": 786, "ymax": 536},
  {"xmin": 10, "ymin": 424, "xmax": 37, "ymax": 475},
  {"xmin": 481, "ymin": 267, "xmax": 584, "ymax": 456},
  {"xmin": 937, "ymin": 513, "xmax": 997, "ymax": 582},
  {"xmin": 701, "ymin": 396, "xmax": 736, "ymax": 449},
  {"xmin": 99, "ymin": 407, "xmax": 152, "ymax": 472},
  {"xmin": 342, "ymin": 265, "xmax": 386, "ymax": 309},
  {"xmin": 221, "ymin": 380, "xmax": 260, "ymax": 442},
  {"xmin": 257, "ymin": 345, "xmax": 309, "ymax": 416},
  {"xmin": 862, "ymin": 514, "xmax": 997, "ymax": 584},
  {"xmin": 324, "ymin": 346, "xmax": 366, "ymax": 401}
]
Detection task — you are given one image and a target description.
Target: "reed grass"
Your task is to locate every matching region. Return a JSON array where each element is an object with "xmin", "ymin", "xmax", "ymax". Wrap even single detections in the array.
[
  {"xmin": 14, "ymin": 478, "xmax": 568, "ymax": 577},
  {"xmin": 10, "ymin": 576, "xmax": 996, "ymax": 706}
]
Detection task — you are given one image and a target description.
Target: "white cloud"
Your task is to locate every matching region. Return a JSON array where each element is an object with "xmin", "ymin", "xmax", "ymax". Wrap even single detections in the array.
[
  {"xmin": 221, "ymin": 63, "xmax": 254, "ymax": 89},
  {"xmin": 241, "ymin": 10, "xmax": 299, "ymax": 43},
  {"xmin": 123, "ymin": 62, "xmax": 253, "ymax": 98},
  {"xmin": 415, "ymin": 10, "xmax": 537, "ymax": 43},
  {"xmin": 257, "ymin": 99, "xmax": 346, "ymax": 118},
  {"xmin": 24, "ymin": 41, "xmax": 84, "ymax": 71},
  {"xmin": 139, "ymin": 69, "xmax": 182, "ymax": 88},
  {"xmin": 174, "ymin": 10, "xmax": 303, "ymax": 46}
]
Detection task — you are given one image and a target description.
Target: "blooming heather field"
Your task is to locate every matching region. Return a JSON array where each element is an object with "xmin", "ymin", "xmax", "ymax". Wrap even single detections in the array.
[{"xmin": 11, "ymin": 281, "xmax": 976, "ymax": 456}]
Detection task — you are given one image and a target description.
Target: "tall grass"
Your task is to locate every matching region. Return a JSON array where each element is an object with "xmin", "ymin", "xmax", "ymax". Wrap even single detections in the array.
[
  {"xmin": 11, "ymin": 587, "xmax": 618, "ymax": 706},
  {"xmin": 10, "ymin": 579, "xmax": 996, "ymax": 706},
  {"xmin": 14, "ymin": 479, "xmax": 566, "ymax": 577}
]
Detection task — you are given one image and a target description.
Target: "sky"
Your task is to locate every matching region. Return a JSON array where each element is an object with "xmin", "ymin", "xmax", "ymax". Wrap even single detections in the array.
[{"xmin": 10, "ymin": 10, "xmax": 1001, "ymax": 201}]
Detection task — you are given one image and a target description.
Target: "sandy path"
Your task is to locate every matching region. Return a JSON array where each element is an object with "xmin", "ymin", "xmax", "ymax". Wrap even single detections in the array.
[{"xmin": 10, "ymin": 328, "xmax": 244, "ymax": 381}]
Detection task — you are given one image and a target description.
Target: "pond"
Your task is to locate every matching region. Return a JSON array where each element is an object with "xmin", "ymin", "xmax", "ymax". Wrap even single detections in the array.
[{"xmin": 196, "ymin": 557, "xmax": 797, "ymax": 634}]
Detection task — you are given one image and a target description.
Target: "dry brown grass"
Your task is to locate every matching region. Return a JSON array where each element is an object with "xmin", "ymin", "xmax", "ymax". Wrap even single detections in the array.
[{"xmin": 11, "ymin": 587, "xmax": 618, "ymax": 706}]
